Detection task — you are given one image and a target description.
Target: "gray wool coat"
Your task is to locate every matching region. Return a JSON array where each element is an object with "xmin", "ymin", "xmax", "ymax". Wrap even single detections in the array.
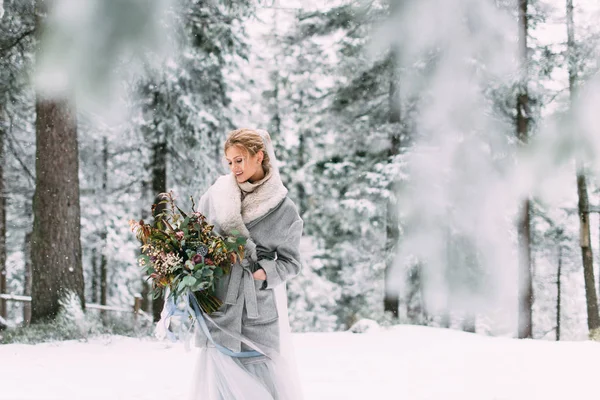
[{"xmin": 194, "ymin": 172, "xmax": 303, "ymax": 354}]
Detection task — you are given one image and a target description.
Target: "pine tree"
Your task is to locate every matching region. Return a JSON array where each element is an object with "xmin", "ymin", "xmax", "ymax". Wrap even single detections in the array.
[
  {"xmin": 278, "ymin": 2, "xmax": 409, "ymax": 327},
  {"xmin": 0, "ymin": 0, "xmax": 36, "ymax": 321},
  {"xmin": 132, "ymin": 0, "xmax": 253, "ymax": 320}
]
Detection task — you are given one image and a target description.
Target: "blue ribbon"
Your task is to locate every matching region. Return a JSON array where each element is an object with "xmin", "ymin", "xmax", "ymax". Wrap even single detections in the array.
[
  {"xmin": 188, "ymin": 293, "xmax": 263, "ymax": 358},
  {"xmin": 160, "ymin": 290, "xmax": 263, "ymax": 358}
]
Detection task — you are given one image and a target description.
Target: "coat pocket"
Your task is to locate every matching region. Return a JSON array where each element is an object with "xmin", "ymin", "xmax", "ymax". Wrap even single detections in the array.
[{"xmin": 244, "ymin": 280, "xmax": 279, "ymax": 326}]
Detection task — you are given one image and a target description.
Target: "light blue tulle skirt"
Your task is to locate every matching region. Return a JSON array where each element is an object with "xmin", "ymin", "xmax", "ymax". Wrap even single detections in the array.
[{"xmin": 187, "ymin": 346, "xmax": 301, "ymax": 400}]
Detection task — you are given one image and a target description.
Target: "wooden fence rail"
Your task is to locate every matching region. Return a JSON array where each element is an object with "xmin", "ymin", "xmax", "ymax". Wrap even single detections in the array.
[{"xmin": 0, "ymin": 293, "xmax": 151, "ymax": 323}]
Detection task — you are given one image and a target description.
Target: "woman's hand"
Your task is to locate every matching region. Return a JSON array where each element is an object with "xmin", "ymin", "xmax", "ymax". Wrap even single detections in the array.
[{"xmin": 252, "ymin": 269, "xmax": 266, "ymax": 281}]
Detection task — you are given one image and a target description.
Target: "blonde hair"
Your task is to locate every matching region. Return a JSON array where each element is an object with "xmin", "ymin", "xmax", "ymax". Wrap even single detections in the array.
[{"xmin": 224, "ymin": 128, "xmax": 272, "ymax": 174}]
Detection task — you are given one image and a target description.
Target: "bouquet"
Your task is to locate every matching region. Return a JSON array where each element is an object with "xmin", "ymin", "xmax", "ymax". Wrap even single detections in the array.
[{"xmin": 129, "ymin": 191, "xmax": 247, "ymax": 314}]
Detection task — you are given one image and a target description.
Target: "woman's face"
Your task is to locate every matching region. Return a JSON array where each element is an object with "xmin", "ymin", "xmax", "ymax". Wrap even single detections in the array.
[{"xmin": 225, "ymin": 146, "xmax": 264, "ymax": 183}]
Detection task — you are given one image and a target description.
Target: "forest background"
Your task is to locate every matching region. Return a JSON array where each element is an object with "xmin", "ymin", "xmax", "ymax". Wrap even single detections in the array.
[{"xmin": 2, "ymin": 0, "xmax": 600, "ymax": 343}]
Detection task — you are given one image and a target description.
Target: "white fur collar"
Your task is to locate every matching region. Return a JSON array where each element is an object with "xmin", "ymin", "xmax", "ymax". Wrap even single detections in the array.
[
  {"xmin": 240, "ymin": 168, "xmax": 288, "ymax": 225},
  {"xmin": 208, "ymin": 171, "xmax": 288, "ymax": 238}
]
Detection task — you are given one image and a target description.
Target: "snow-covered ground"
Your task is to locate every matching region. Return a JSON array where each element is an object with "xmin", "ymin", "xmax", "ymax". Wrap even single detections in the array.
[{"xmin": 0, "ymin": 325, "xmax": 598, "ymax": 400}]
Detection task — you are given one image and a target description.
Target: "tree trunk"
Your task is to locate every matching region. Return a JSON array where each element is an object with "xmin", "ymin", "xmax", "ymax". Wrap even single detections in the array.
[
  {"xmin": 517, "ymin": 200, "xmax": 533, "ymax": 338},
  {"xmin": 516, "ymin": 0, "xmax": 533, "ymax": 339},
  {"xmin": 151, "ymin": 137, "xmax": 167, "ymax": 322},
  {"xmin": 90, "ymin": 247, "xmax": 98, "ymax": 303},
  {"xmin": 100, "ymin": 244, "xmax": 108, "ymax": 315},
  {"xmin": 270, "ymin": 70, "xmax": 282, "ymax": 138},
  {"xmin": 556, "ymin": 245, "xmax": 562, "ymax": 341},
  {"xmin": 23, "ymin": 231, "xmax": 32, "ymax": 325},
  {"xmin": 384, "ymin": 46, "xmax": 402, "ymax": 318},
  {"xmin": 100, "ymin": 136, "xmax": 108, "ymax": 321},
  {"xmin": 463, "ymin": 313, "xmax": 476, "ymax": 333},
  {"xmin": 296, "ymin": 131, "xmax": 307, "ymax": 217},
  {"xmin": 440, "ymin": 312, "xmax": 451, "ymax": 329},
  {"xmin": 140, "ymin": 180, "xmax": 151, "ymax": 313},
  {"xmin": 566, "ymin": 0, "xmax": 600, "ymax": 339},
  {"xmin": 384, "ymin": 194, "xmax": 400, "ymax": 317},
  {"xmin": 389, "ymin": 52, "xmax": 401, "ymax": 126},
  {"xmin": 31, "ymin": 96, "xmax": 85, "ymax": 322},
  {"xmin": 0, "ymin": 103, "xmax": 6, "ymax": 320},
  {"xmin": 141, "ymin": 275, "xmax": 150, "ymax": 313},
  {"xmin": 575, "ymin": 174, "xmax": 600, "ymax": 336},
  {"xmin": 31, "ymin": 0, "xmax": 84, "ymax": 322}
]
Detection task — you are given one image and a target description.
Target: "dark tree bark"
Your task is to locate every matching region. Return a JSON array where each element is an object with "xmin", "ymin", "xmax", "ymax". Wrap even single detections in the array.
[
  {"xmin": 384, "ymin": 44, "xmax": 402, "ymax": 318},
  {"xmin": 90, "ymin": 247, "xmax": 98, "ymax": 303},
  {"xmin": 0, "ymin": 103, "xmax": 6, "ymax": 320},
  {"xmin": 517, "ymin": 200, "xmax": 532, "ymax": 339},
  {"xmin": 30, "ymin": 0, "xmax": 84, "ymax": 322},
  {"xmin": 566, "ymin": 0, "xmax": 600, "ymax": 339},
  {"xmin": 516, "ymin": 0, "xmax": 533, "ymax": 339},
  {"xmin": 296, "ymin": 131, "xmax": 307, "ymax": 217},
  {"xmin": 556, "ymin": 245, "xmax": 562, "ymax": 341},
  {"xmin": 138, "ymin": 85, "xmax": 167, "ymax": 322},
  {"xmin": 100, "ymin": 136, "xmax": 108, "ymax": 311},
  {"xmin": 31, "ymin": 96, "xmax": 85, "ymax": 322},
  {"xmin": 269, "ymin": 70, "xmax": 282, "ymax": 139},
  {"xmin": 140, "ymin": 180, "xmax": 151, "ymax": 313},
  {"xmin": 388, "ymin": 53, "xmax": 401, "ymax": 126},
  {"xmin": 151, "ymin": 130, "xmax": 167, "ymax": 322},
  {"xmin": 23, "ymin": 231, "xmax": 32, "ymax": 325},
  {"xmin": 140, "ymin": 274, "xmax": 150, "ymax": 313},
  {"xmin": 384, "ymin": 195, "xmax": 400, "ymax": 317},
  {"xmin": 575, "ymin": 174, "xmax": 600, "ymax": 336}
]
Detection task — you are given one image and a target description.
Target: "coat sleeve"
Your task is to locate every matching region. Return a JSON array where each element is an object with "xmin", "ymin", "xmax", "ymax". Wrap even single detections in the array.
[{"xmin": 257, "ymin": 217, "xmax": 304, "ymax": 290}]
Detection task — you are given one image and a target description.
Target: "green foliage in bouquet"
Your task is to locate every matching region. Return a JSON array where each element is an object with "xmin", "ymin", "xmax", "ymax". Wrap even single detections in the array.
[{"xmin": 129, "ymin": 192, "xmax": 247, "ymax": 313}]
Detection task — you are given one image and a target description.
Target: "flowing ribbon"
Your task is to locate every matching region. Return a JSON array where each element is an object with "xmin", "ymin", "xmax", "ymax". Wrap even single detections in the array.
[{"xmin": 155, "ymin": 288, "xmax": 269, "ymax": 359}]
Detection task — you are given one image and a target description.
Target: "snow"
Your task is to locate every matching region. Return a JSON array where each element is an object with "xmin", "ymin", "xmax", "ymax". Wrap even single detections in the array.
[{"xmin": 0, "ymin": 325, "xmax": 598, "ymax": 400}]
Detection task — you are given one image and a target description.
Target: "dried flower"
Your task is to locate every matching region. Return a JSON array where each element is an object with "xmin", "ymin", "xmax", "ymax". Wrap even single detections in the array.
[
  {"xmin": 130, "ymin": 193, "xmax": 246, "ymax": 313},
  {"xmin": 192, "ymin": 254, "xmax": 203, "ymax": 264}
]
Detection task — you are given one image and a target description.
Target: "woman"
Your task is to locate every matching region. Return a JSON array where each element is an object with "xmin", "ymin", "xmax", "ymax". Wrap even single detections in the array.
[{"xmin": 189, "ymin": 128, "xmax": 304, "ymax": 400}]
